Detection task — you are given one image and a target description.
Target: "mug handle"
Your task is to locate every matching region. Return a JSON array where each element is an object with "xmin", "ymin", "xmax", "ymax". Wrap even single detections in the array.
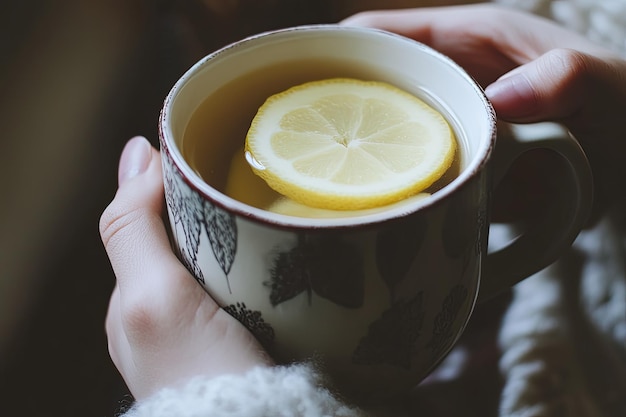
[{"xmin": 478, "ymin": 122, "xmax": 594, "ymax": 302}]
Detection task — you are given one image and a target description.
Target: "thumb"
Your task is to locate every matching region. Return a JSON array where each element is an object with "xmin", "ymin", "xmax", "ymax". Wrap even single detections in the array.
[
  {"xmin": 99, "ymin": 136, "xmax": 181, "ymax": 292},
  {"xmin": 485, "ymin": 48, "xmax": 591, "ymax": 123}
]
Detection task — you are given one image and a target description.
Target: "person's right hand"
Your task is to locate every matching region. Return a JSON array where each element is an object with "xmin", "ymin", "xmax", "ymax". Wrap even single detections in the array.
[
  {"xmin": 100, "ymin": 136, "xmax": 273, "ymax": 400},
  {"xmin": 342, "ymin": 4, "xmax": 626, "ymax": 215}
]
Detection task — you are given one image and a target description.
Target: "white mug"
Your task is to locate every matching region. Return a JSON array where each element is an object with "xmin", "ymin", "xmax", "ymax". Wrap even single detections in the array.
[{"xmin": 159, "ymin": 25, "xmax": 593, "ymax": 401}]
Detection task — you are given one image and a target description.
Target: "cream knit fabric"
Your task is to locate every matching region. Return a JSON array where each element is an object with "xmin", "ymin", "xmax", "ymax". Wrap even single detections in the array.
[
  {"xmin": 495, "ymin": 210, "xmax": 626, "ymax": 417},
  {"xmin": 122, "ymin": 365, "xmax": 362, "ymax": 417}
]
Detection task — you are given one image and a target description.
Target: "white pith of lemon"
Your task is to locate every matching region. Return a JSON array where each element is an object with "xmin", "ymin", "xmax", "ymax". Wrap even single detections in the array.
[
  {"xmin": 245, "ymin": 78, "xmax": 455, "ymax": 211},
  {"xmin": 268, "ymin": 193, "xmax": 431, "ymax": 218}
]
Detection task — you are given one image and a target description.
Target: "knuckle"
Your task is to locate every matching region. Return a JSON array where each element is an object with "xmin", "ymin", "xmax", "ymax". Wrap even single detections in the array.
[
  {"xmin": 121, "ymin": 292, "xmax": 164, "ymax": 344},
  {"xmin": 535, "ymin": 48, "xmax": 594, "ymax": 111},
  {"xmin": 99, "ymin": 200, "xmax": 145, "ymax": 251},
  {"xmin": 545, "ymin": 48, "xmax": 591, "ymax": 82}
]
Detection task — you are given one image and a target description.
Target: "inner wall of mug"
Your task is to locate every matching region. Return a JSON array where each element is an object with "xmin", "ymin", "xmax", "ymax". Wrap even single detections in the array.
[{"xmin": 162, "ymin": 25, "xmax": 495, "ymax": 226}]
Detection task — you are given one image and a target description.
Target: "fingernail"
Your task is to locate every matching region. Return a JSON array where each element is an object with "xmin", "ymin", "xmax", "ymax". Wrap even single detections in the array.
[
  {"xmin": 485, "ymin": 72, "xmax": 536, "ymax": 119},
  {"xmin": 118, "ymin": 136, "xmax": 152, "ymax": 185}
]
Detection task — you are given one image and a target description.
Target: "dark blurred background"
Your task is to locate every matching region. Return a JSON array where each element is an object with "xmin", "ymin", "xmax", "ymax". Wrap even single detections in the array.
[{"xmin": 0, "ymin": 1, "xmax": 480, "ymax": 416}]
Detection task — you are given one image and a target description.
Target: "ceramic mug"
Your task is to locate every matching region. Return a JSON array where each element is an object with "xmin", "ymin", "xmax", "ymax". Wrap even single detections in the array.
[{"xmin": 159, "ymin": 25, "xmax": 593, "ymax": 400}]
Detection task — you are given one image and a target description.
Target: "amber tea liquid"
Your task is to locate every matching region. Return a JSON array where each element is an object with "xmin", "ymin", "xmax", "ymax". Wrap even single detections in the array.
[{"xmin": 182, "ymin": 57, "xmax": 462, "ymax": 216}]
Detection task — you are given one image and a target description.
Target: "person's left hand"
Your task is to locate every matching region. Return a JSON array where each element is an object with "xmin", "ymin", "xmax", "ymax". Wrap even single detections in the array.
[{"xmin": 99, "ymin": 136, "xmax": 273, "ymax": 400}]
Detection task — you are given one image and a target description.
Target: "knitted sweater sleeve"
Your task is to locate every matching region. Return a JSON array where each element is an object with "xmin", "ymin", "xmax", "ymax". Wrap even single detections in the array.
[{"xmin": 120, "ymin": 364, "xmax": 364, "ymax": 417}]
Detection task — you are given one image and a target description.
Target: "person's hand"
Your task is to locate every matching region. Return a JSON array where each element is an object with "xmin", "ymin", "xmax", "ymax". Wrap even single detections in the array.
[
  {"xmin": 342, "ymin": 4, "xmax": 626, "ymax": 215},
  {"xmin": 99, "ymin": 136, "xmax": 273, "ymax": 400}
]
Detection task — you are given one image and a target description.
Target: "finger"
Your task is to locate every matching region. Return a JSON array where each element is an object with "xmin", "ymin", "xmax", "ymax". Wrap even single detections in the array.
[
  {"xmin": 341, "ymin": 5, "xmax": 525, "ymax": 85},
  {"xmin": 340, "ymin": 7, "xmax": 435, "ymax": 41},
  {"xmin": 341, "ymin": 5, "xmax": 525, "ymax": 51},
  {"xmin": 341, "ymin": 5, "xmax": 601, "ymax": 56},
  {"xmin": 99, "ymin": 137, "xmax": 190, "ymax": 297},
  {"xmin": 485, "ymin": 48, "xmax": 593, "ymax": 123},
  {"xmin": 341, "ymin": 5, "xmax": 612, "ymax": 87}
]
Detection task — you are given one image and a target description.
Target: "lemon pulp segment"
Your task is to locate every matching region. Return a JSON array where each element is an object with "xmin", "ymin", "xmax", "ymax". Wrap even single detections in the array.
[{"xmin": 245, "ymin": 78, "xmax": 455, "ymax": 211}]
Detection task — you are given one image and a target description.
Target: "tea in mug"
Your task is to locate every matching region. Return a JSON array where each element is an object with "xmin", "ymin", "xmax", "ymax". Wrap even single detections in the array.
[{"xmin": 182, "ymin": 57, "xmax": 462, "ymax": 217}]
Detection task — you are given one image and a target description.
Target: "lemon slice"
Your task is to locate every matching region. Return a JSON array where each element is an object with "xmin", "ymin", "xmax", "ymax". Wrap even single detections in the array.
[
  {"xmin": 245, "ymin": 78, "xmax": 455, "ymax": 210},
  {"xmin": 269, "ymin": 193, "xmax": 431, "ymax": 219}
]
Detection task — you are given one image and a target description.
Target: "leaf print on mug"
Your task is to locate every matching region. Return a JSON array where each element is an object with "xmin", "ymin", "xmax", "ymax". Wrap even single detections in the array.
[
  {"xmin": 163, "ymin": 155, "xmax": 205, "ymax": 284},
  {"xmin": 426, "ymin": 285, "xmax": 468, "ymax": 356},
  {"xmin": 204, "ymin": 202, "xmax": 237, "ymax": 292},
  {"xmin": 264, "ymin": 235, "xmax": 365, "ymax": 308},
  {"xmin": 162, "ymin": 152, "xmax": 238, "ymax": 291},
  {"xmin": 223, "ymin": 302, "xmax": 275, "ymax": 353},
  {"xmin": 352, "ymin": 292, "xmax": 425, "ymax": 369}
]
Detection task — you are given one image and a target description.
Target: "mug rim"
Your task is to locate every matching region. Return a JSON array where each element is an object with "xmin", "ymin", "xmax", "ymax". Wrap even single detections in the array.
[{"xmin": 159, "ymin": 24, "xmax": 496, "ymax": 230}]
